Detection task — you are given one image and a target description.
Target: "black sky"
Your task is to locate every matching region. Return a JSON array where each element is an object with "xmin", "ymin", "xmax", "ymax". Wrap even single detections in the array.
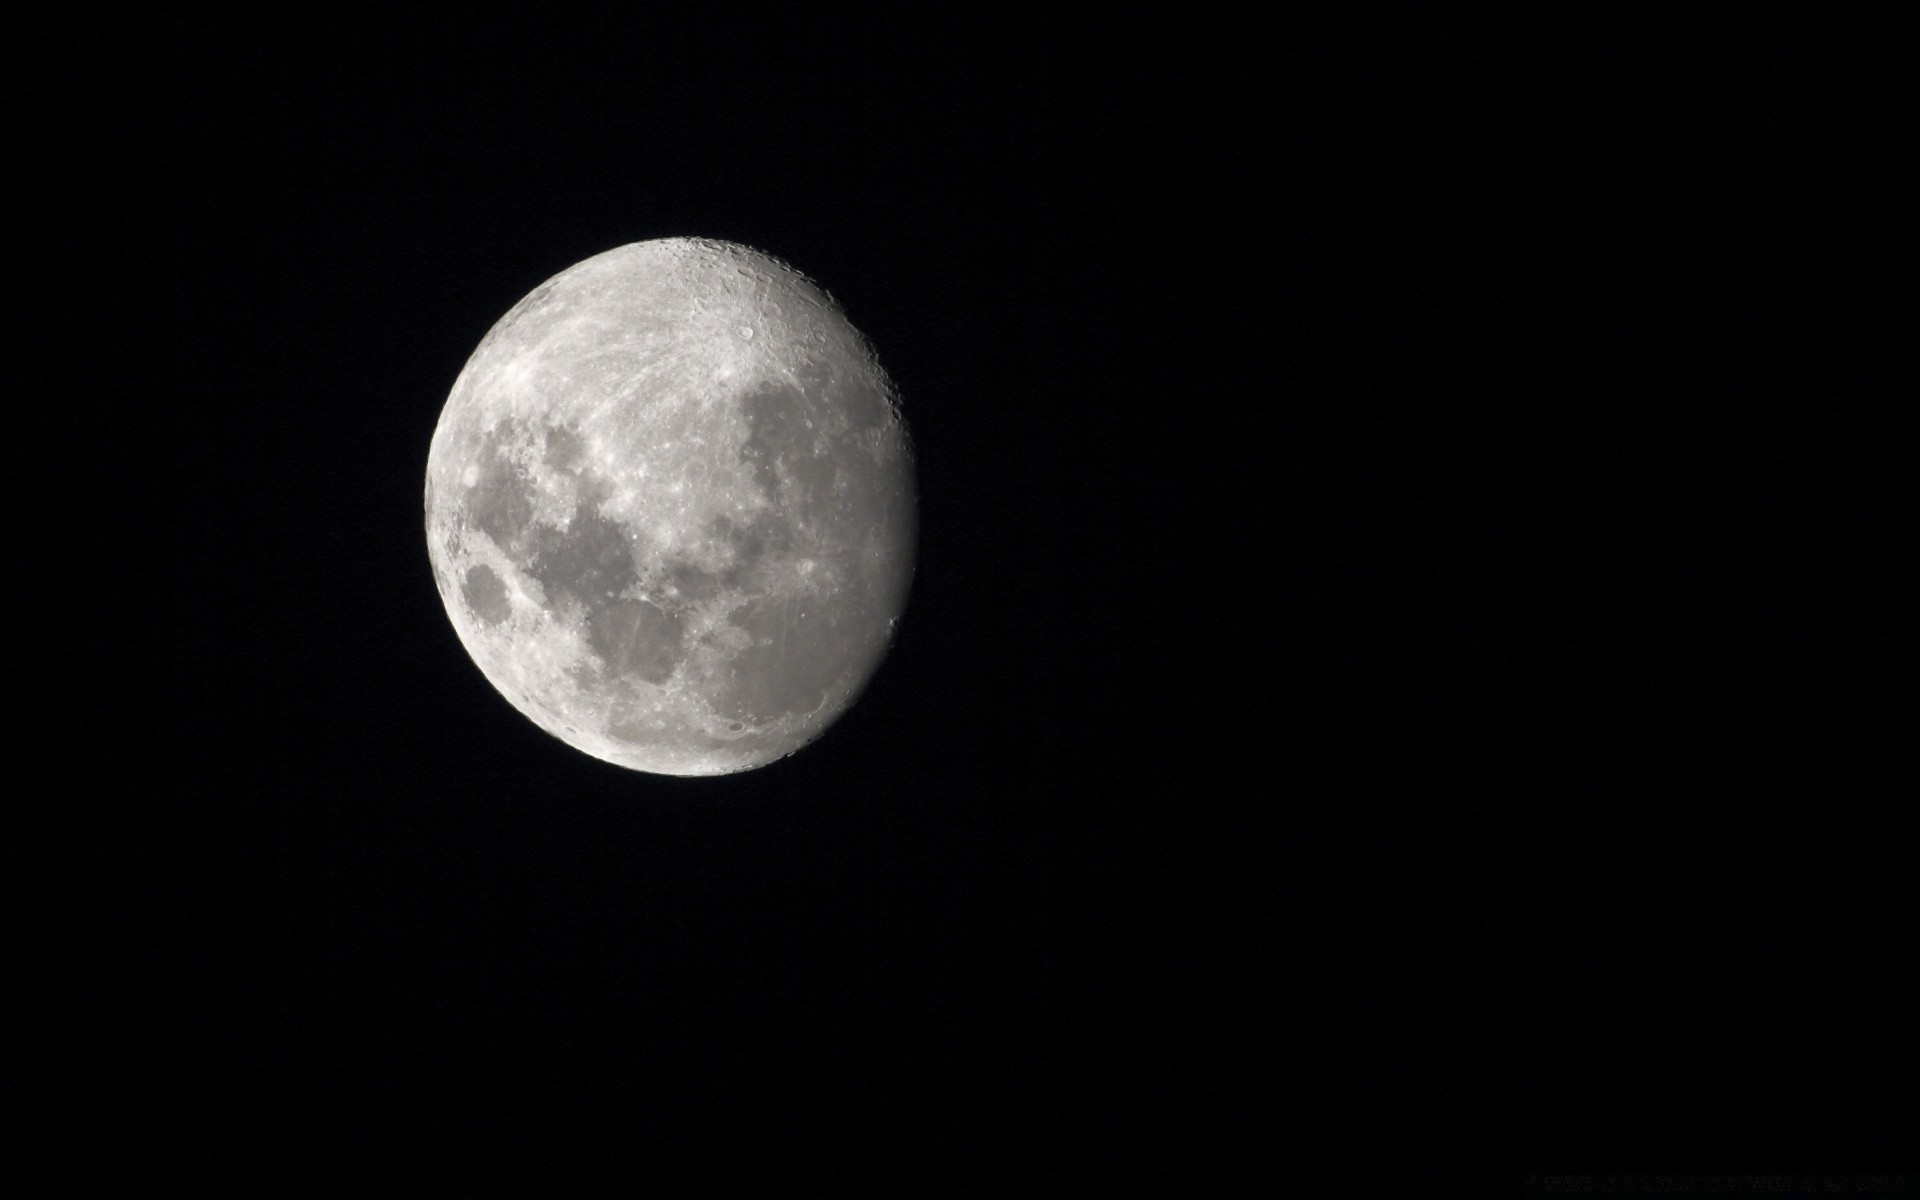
[{"xmin": 26, "ymin": 9, "xmax": 1905, "ymax": 1193}]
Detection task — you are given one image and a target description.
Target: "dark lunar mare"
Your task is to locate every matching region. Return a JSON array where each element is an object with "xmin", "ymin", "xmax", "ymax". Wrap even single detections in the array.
[
  {"xmin": 704, "ymin": 377, "xmax": 911, "ymax": 725},
  {"xmin": 463, "ymin": 422, "xmax": 541, "ymax": 565},
  {"xmin": 585, "ymin": 599, "xmax": 685, "ymax": 685},
  {"xmin": 460, "ymin": 421, "xmax": 690, "ymax": 683},
  {"xmin": 526, "ymin": 503, "xmax": 639, "ymax": 608},
  {"xmin": 460, "ymin": 565, "xmax": 511, "ymax": 625}
]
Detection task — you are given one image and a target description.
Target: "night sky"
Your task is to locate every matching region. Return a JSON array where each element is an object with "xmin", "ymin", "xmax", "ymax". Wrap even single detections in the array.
[{"xmin": 27, "ymin": 10, "xmax": 1903, "ymax": 1192}]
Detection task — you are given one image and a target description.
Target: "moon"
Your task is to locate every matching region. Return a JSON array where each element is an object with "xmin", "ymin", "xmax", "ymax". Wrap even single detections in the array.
[{"xmin": 424, "ymin": 238, "xmax": 917, "ymax": 776}]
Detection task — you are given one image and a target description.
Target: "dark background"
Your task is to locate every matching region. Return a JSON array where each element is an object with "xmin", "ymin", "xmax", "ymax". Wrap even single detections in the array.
[{"xmin": 27, "ymin": 10, "xmax": 1903, "ymax": 1193}]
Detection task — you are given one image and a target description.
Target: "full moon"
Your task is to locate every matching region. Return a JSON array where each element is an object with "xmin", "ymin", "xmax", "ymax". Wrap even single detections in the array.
[{"xmin": 424, "ymin": 238, "xmax": 917, "ymax": 776}]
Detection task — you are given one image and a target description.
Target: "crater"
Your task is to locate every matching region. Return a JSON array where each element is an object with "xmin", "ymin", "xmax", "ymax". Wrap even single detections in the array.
[
  {"xmin": 586, "ymin": 598, "xmax": 685, "ymax": 684},
  {"xmin": 460, "ymin": 564, "xmax": 511, "ymax": 626}
]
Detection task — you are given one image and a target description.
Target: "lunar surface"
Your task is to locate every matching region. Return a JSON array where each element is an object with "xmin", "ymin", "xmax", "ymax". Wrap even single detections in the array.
[{"xmin": 424, "ymin": 238, "xmax": 916, "ymax": 776}]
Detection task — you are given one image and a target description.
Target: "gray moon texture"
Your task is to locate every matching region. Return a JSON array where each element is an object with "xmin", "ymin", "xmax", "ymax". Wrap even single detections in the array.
[{"xmin": 424, "ymin": 238, "xmax": 917, "ymax": 776}]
